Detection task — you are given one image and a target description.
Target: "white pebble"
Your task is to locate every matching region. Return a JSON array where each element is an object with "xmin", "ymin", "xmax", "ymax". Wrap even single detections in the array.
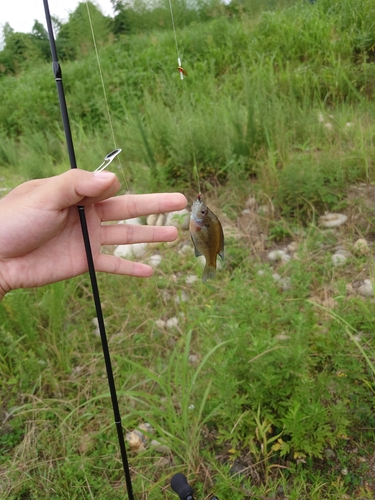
[
  {"xmin": 147, "ymin": 214, "xmax": 158, "ymax": 226},
  {"xmin": 287, "ymin": 242, "xmax": 298, "ymax": 253},
  {"xmin": 357, "ymin": 279, "xmax": 373, "ymax": 297},
  {"xmin": 185, "ymin": 275, "xmax": 198, "ymax": 285},
  {"xmin": 166, "ymin": 317, "xmax": 179, "ymax": 329},
  {"xmin": 319, "ymin": 213, "xmax": 348, "ymax": 228},
  {"xmin": 245, "ymin": 196, "xmax": 257, "ymax": 210},
  {"xmin": 268, "ymin": 250, "xmax": 287, "ymax": 262},
  {"xmin": 150, "ymin": 439, "xmax": 171, "ymax": 454},
  {"xmin": 124, "ymin": 217, "xmax": 142, "ymax": 226},
  {"xmin": 165, "ymin": 209, "xmax": 190, "ymax": 230},
  {"xmin": 281, "ymin": 254, "xmax": 291, "ymax": 263},
  {"xmin": 332, "ymin": 253, "xmax": 347, "ymax": 266},
  {"xmin": 156, "ymin": 214, "xmax": 165, "ymax": 226},
  {"xmin": 155, "ymin": 319, "xmax": 166, "ymax": 329},
  {"xmin": 149, "ymin": 254, "xmax": 162, "ymax": 266},
  {"xmin": 174, "ymin": 291, "xmax": 189, "ymax": 304},
  {"xmin": 114, "ymin": 243, "xmax": 147, "ymax": 258},
  {"xmin": 179, "ymin": 244, "xmax": 194, "ymax": 255},
  {"xmin": 352, "ymin": 238, "xmax": 369, "ymax": 255}
]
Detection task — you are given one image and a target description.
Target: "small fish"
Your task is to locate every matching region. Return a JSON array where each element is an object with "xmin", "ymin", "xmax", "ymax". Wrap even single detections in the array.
[{"xmin": 189, "ymin": 194, "xmax": 224, "ymax": 283}]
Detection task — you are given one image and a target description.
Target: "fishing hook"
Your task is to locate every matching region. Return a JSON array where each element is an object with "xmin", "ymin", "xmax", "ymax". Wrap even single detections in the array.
[{"xmin": 95, "ymin": 148, "xmax": 122, "ymax": 172}]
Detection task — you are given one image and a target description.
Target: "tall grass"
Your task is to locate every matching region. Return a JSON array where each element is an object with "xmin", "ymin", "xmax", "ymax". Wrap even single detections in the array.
[{"xmin": 1, "ymin": 0, "xmax": 375, "ymax": 201}]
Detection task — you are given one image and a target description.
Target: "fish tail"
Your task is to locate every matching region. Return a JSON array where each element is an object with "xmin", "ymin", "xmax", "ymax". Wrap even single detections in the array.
[{"xmin": 202, "ymin": 264, "xmax": 216, "ymax": 283}]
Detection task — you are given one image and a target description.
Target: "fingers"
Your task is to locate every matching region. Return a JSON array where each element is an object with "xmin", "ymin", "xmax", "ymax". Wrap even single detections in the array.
[
  {"xmin": 101, "ymin": 224, "xmax": 178, "ymax": 246},
  {"xmin": 40, "ymin": 170, "xmax": 120, "ymax": 210},
  {"xmin": 97, "ymin": 193, "xmax": 187, "ymax": 222},
  {"xmin": 95, "ymin": 254, "xmax": 154, "ymax": 278}
]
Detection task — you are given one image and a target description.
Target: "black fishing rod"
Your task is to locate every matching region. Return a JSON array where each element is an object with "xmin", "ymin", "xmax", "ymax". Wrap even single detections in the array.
[
  {"xmin": 171, "ymin": 474, "xmax": 219, "ymax": 500},
  {"xmin": 42, "ymin": 3, "xmax": 220, "ymax": 499},
  {"xmin": 42, "ymin": 1, "xmax": 134, "ymax": 499}
]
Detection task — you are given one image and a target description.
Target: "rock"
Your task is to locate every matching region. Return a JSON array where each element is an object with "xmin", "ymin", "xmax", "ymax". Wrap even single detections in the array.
[
  {"xmin": 126, "ymin": 431, "xmax": 146, "ymax": 452},
  {"xmin": 185, "ymin": 274, "xmax": 198, "ymax": 285},
  {"xmin": 122, "ymin": 217, "xmax": 142, "ymax": 226},
  {"xmin": 149, "ymin": 254, "xmax": 162, "ymax": 266},
  {"xmin": 332, "ymin": 253, "xmax": 347, "ymax": 266},
  {"xmin": 245, "ymin": 196, "xmax": 257, "ymax": 210},
  {"xmin": 179, "ymin": 244, "xmax": 194, "ymax": 255},
  {"xmin": 114, "ymin": 243, "xmax": 147, "ymax": 258},
  {"xmin": 150, "ymin": 439, "xmax": 171, "ymax": 454},
  {"xmin": 324, "ymin": 449, "xmax": 335, "ymax": 459},
  {"xmin": 174, "ymin": 291, "xmax": 189, "ymax": 304},
  {"xmin": 147, "ymin": 214, "xmax": 158, "ymax": 226},
  {"xmin": 196, "ymin": 255, "xmax": 222, "ymax": 271},
  {"xmin": 258, "ymin": 204, "xmax": 272, "ymax": 215},
  {"xmin": 165, "ymin": 209, "xmax": 190, "ymax": 230},
  {"xmin": 156, "ymin": 214, "xmax": 165, "ymax": 226},
  {"xmin": 279, "ymin": 277, "xmax": 292, "ymax": 291},
  {"xmin": 352, "ymin": 238, "xmax": 369, "ymax": 255},
  {"xmin": 319, "ymin": 213, "xmax": 348, "ymax": 228},
  {"xmin": 188, "ymin": 354, "xmax": 199, "ymax": 364},
  {"xmin": 357, "ymin": 279, "xmax": 373, "ymax": 297},
  {"xmin": 281, "ymin": 254, "xmax": 291, "ymax": 263},
  {"xmin": 287, "ymin": 241, "xmax": 298, "ymax": 253},
  {"xmin": 155, "ymin": 319, "xmax": 166, "ymax": 329},
  {"xmin": 268, "ymin": 250, "xmax": 287, "ymax": 262},
  {"xmin": 166, "ymin": 317, "xmax": 179, "ymax": 329}
]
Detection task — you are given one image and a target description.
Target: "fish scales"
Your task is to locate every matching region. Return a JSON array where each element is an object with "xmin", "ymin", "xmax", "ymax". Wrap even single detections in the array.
[{"xmin": 189, "ymin": 194, "xmax": 224, "ymax": 282}]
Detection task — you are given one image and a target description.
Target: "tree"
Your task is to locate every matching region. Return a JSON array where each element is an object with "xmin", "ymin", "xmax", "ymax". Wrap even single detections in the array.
[{"xmin": 56, "ymin": 1, "xmax": 112, "ymax": 60}]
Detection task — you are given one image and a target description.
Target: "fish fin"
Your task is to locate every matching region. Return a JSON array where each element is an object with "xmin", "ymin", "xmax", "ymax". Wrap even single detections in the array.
[
  {"xmin": 190, "ymin": 236, "xmax": 203, "ymax": 257},
  {"xmin": 202, "ymin": 264, "xmax": 216, "ymax": 283},
  {"xmin": 219, "ymin": 225, "xmax": 225, "ymax": 260}
]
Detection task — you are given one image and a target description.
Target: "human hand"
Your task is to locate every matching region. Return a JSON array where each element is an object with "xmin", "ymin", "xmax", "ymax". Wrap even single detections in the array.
[{"xmin": 0, "ymin": 169, "xmax": 187, "ymax": 300}]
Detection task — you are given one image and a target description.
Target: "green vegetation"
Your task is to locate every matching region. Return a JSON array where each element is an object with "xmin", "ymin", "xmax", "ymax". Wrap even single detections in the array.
[{"xmin": 1, "ymin": 0, "xmax": 375, "ymax": 498}]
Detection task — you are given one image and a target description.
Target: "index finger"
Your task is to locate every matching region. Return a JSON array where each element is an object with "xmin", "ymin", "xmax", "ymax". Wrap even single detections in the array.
[{"xmin": 97, "ymin": 193, "xmax": 187, "ymax": 222}]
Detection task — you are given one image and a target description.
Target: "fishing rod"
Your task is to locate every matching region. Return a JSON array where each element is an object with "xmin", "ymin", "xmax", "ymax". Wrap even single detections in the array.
[
  {"xmin": 171, "ymin": 473, "xmax": 219, "ymax": 500},
  {"xmin": 42, "ymin": 1, "xmax": 134, "ymax": 499},
  {"xmin": 42, "ymin": 3, "xmax": 221, "ymax": 498}
]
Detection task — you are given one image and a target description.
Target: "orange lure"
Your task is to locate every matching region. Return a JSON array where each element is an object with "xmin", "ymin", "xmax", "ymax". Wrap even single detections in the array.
[{"xmin": 189, "ymin": 194, "xmax": 224, "ymax": 283}]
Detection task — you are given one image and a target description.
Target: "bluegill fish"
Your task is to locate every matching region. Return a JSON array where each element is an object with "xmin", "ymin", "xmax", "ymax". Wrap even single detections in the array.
[{"xmin": 189, "ymin": 194, "xmax": 224, "ymax": 283}]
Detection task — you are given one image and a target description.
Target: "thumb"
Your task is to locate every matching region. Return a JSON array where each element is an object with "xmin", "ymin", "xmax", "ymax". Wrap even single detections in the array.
[{"xmin": 42, "ymin": 169, "xmax": 120, "ymax": 209}]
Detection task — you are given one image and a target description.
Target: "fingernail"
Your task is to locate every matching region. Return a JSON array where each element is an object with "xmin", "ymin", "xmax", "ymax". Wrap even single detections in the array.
[{"xmin": 94, "ymin": 171, "xmax": 116, "ymax": 180}]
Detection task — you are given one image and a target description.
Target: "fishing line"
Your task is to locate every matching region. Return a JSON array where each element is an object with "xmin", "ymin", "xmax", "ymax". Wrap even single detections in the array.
[
  {"xmin": 85, "ymin": 1, "xmax": 129, "ymax": 191},
  {"xmin": 167, "ymin": 0, "xmax": 201, "ymax": 194}
]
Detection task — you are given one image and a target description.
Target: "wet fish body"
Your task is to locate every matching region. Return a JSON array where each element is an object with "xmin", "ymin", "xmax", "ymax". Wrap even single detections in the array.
[{"xmin": 189, "ymin": 194, "xmax": 224, "ymax": 283}]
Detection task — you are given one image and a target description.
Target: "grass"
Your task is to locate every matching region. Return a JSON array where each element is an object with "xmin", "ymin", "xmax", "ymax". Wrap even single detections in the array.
[
  {"xmin": 2, "ymin": 221, "xmax": 375, "ymax": 498},
  {"xmin": 1, "ymin": 0, "xmax": 375, "ymax": 498}
]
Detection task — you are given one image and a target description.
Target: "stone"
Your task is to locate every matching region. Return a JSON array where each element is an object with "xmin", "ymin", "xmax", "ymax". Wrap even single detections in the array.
[
  {"xmin": 185, "ymin": 274, "xmax": 198, "ymax": 285},
  {"xmin": 156, "ymin": 214, "xmax": 165, "ymax": 226},
  {"xmin": 147, "ymin": 214, "xmax": 158, "ymax": 226},
  {"xmin": 268, "ymin": 250, "xmax": 287, "ymax": 262},
  {"xmin": 149, "ymin": 254, "xmax": 162, "ymax": 266},
  {"xmin": 352, "ymin": 238, "xmax": 369, "ymax": 255},
  {"xmin": 357, "ymin": 279, "xmax": 373, "ymax": 297},
  {"xmin": 319, "ymin": 213, "xmax": 348, "ymax": 228},
  {"xmin": 114, "ymin": 243, "xmax": 147, "ymax": 258},
  {"xmin": 332, "ymin": 253, "xmax": 347, "ymax": 266},
  {"xmin": 166, "ymin": 317, "xmax": 179, "ymax": 329},
  {"xmin": 165, "ymin": 209, "xmax": 190, "ymax": 230}
]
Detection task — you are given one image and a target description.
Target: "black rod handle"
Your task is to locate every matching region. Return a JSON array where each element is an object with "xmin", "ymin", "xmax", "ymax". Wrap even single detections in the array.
[{"xmin": 170, "ymin": 473, "xmax": 194, "ymax": 500}]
